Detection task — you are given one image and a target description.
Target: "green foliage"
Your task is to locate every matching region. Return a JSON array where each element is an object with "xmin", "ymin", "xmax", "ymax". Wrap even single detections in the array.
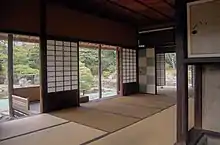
[
  {"xmin": 0, "ymin": 40, "xmax": 8, "ymax": 75},
  {"xmin": 103, "ymin": 71, "xmax": 111, "ymax": 78},
  {"xmin": 79, "ymin": 62, "xmax": 94, "ymax": 91},
  {"xmin": 14, "ymin": 64, "xmax": 39, "ymax": 75},
  {"xmin": 101, "ymin": 50, "xmax": 116, "ymax": 74},
  {"xmin": 79, "ymin": 48, "xmax": 99, "ymax": 75},
  {"xmin": 165, "ymin": 53, "xmax": 176, "ymax": 69},
  {"xmin": 79, "ymin": 48, "xmax": 117, "ymax": 91},
  {"xmin": 0, "ymin": 40, "xmax": 40, "ymax": 76},
  {"xmin": 79, "ymin": 48, "xmax": 116, "ymax": 76}
]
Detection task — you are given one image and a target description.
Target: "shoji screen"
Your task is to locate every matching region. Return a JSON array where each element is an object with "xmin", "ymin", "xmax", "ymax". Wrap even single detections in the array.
[
  {"xmin": 156, "ymin": 53, "xmax": 165, "ymax": 86},
  {"xmin": 122, "ymin": 48, "xmax": 137, "ymax": 95},
  {"xmin": 46, "ymin": 40, "xmax": 79, "ymax": 111}
]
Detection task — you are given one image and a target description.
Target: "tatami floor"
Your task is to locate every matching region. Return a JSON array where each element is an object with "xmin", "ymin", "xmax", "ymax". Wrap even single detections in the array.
[{"xmin": 0, "ymin": 94, "xmax": 194, "ymax": 145}]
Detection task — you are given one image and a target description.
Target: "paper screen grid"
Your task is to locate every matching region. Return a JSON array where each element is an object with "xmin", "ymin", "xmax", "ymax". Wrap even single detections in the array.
[
  {"xmin": 122, "ymin": 49, "xmax": 137, "ymax": 83},
  {"xmin": 47, "ymin": 40, "xmax": 78, "ymax": 93}
]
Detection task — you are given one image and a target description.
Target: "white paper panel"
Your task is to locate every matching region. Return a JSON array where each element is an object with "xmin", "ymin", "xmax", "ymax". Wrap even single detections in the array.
[
  {"xmin": 56, "ymin": 87, "xmax": 63, "ymax": 92},
  {"xmin": 56, "ymin": 77, "xmax": 63, "ymax": 81},
  {"xmin": 64, "ymin": 86, "xmax": 71, "ymax": 91},
  {"xmin": 64, "ymin": 42, "xmax": 70, "ymax": 46},
  {"xmin": 47, "ymin": 39, "xmax": 79, "ymax": 93},
  {"xmin": 48, "ymin": 82, "xmax": 55, "ymax": 87},
  {"xmin": 47, "ymin": 67, "xmax": 55, "ymax": 72},
  {"xmin": 48, "ymin": 87, "xmax": 55, "ymax": 93},
  {"xmin": 56, "ymin": 41, "xmax": 63, "ymax": 45},
  {"xmin": 47, "ymin": 40, "xmax": 54, "ymax": 45}
]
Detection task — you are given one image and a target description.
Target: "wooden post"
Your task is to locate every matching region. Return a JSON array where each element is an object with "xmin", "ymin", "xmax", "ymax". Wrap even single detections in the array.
[
  {"xmin": 98, "ymin": 45, "xmax": 102, "ymax": 99},
  {"xmin": 40, "ymin": 0, "xmax": 47, "ymax": 112},
  {"xmin": 120, "ymin": 48, "xmax": 124, "ymax": 96},
  {"xmin": 194, "ymin": 65, "xmax": 202, "ymax": 129},
  {"xmin": 175, "ymin": 0, "xmax": 189, "ymax": 144},
  {"xmin": 8, "ymin": 34, "xmax": 14, "ymax": 117},
  {"xmin": 116, "ymin": 47, "xmax": 120, "ymax": 95},
  {"xmin": 77, "ymin": 41, "xmax": 80, "ymax": 106}
]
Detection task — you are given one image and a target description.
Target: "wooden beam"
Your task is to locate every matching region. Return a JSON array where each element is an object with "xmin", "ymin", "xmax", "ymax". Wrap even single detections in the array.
[
  {"xmin": 194, "ymin": 65, "xmax": 202, "ymax": 129},
  {"xmin": 175, "ymin": 0, "xmax": 189, "ymax": 144},
  {"xmin": 40, "ymin": 0, "xmax": 48, "ymax": 112},
  {"xmin": 163, "ymin": 0, "xmax": 175, "ymax": 9},
  {"xmin": 134, "ymin": 0, "xmax": 173, "ymax": 20},
  {"xmin": 105, "ymin": 0, "xmax": 159, "ymax": 23}
]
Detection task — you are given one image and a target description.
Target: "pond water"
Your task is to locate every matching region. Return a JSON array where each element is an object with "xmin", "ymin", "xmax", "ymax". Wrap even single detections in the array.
[{"xmin": 0, "ymin": 99, "xmax": 9, "ymax": 111}]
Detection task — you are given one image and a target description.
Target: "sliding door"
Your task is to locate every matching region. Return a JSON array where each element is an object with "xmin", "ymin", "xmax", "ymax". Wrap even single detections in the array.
[{"xmin": 101, "ymin": 49, "xmax": 117, "ymax": 98}]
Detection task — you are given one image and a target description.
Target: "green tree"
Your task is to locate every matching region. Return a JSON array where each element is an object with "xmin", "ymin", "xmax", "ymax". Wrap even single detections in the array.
[
  {"xmin": 0, "ymin": 40, "xmax": 8, "ymax": 76},
  {"xmin": 79, "ymin": 48, "xmax": 116, "ymax": 78},
  {"xmin": 79, "ymin": 48, "xmax": 99, "ymax": 75},
  {"xmin": 28, "ymin": 44, "xmax": 40, "ymax": 70},
  {"xmin": 79, "ymin": 62, "xmax": 94, "ymax": 91},
  {"xmin": 0, "ymin": 40, "xmax": 40, "ymax": 77},
  {"xmin": 13, "ymin": 42, "xmax": 40, "ymax": 75}
]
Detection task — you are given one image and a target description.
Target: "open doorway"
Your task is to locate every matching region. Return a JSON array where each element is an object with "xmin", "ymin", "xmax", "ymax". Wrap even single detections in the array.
[
  {"xmin": 12, "ymin": 35, "xmax": 41, "ymax": 116},
  {"xmin": 156, "ymin": 53, "xmax": 194, "ymax": 98},
  {"xmin": 101, "ymin": 48, "xmax": 117, "ymax": 98},
  {"xmin": 0, "ymin": 33, "xmax": 9, "ymax": 122},
  {"xmin": 79, "ymin": 43, "xmax": 99, "ymax": 101},
  {"xmin": 79, "ymin": 42, "xmax": 118, "ymax": 102},
  {"xmin": 0, "ymin": 34, "xmax": 41, "ymax": 122}
]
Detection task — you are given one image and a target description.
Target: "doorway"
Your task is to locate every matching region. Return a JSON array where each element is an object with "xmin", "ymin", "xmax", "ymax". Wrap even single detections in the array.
[
  {"xmin": 12, "ymin": 34, "xmax": 41, "ymax": 116},
  {"xmin": 79, "ymin": 42, "xmax": 118, "ymax": 102},
  {"xmin": 0, "ymin": 33, "xmax": 9, "ymax": 122},
  {"xmin": 0, "ymin": 33, "xmax": 41, "ymax": 122},
  {"xmin": 156, "ymin": 52, "xmax": 194, "ymax": 98}
]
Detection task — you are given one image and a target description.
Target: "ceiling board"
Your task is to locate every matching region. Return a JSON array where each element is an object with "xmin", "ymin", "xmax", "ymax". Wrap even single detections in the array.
[{"xmin": 49, "ymin": 0, "xmax": 176, "ymax": 27}]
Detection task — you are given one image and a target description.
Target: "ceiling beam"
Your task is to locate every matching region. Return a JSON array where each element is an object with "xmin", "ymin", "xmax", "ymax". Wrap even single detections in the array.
[
  {"xmin": 105, "ymin": 0, "xmax": 159, "ymax": 23},
  {"xmin": 133, "ymin": 0, "xmax": 173, "ymax": 20},
  {"xmin": 162, "ymin": 0, "xmax": 175, "ymax": 9},
  {"xmin": 53, "ymin": 0, "xmax": 139, "ymax": 26}
]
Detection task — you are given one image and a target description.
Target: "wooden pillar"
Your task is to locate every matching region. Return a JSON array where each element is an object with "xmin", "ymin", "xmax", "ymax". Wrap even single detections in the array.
[
  {"xmin": 175, "ymin": 0, "xmax": 189, "ymax": 144},
  {"xmin": 77, "ymin": 41, "xmax": 80, "ymax": 106},
  {"xmin": 98, "ymin": 45, "xmax": 102, "ymax": 99},
  {"xmin": 116, "ymin": 47, "xmax": 120, "ymax": 94},
  {"xmin": 120, "ymin": 48, "xmax": 123, "ymax": 96},
  {"xmin": 194, "ymin": 65, "xmax": 202, "ymax": 129},
  {"xmin": 136, "ymin": 48, "xmax": 139, "ymax": 94},
  {"xmin": 39, "ymin": 0, "xmax": 47, "ymax": 112},
  {"xmin": 8, "ymin": 34, "xmax": 14, "ymax": 116}
]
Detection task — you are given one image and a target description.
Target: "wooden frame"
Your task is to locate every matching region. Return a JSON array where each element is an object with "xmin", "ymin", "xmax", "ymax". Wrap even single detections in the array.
[
  {"xmin": 194, "ymin": 65, "xmax": 202, "ymax": 129},
  {"xmin": 39, "ymin": 0, "xmax": 47, "ymax": 113},
  {"xmin": 175, "ymin": 0, "xmax": 189, "ymax": 144},
  {"xmin": 187, "ymin": 0, "xmax": 220, "ymax": 58},
  {"xmin": 8, "ymin": 34, "xmax": 14, "ymax": 116},
  {"xmin": 98, "ymin": 45, "xmax": 102, "ymax": 99}
]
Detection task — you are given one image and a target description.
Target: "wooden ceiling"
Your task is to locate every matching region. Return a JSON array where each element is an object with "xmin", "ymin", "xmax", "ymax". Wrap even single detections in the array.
[{"xmin": 50, "ymin": 0, "xmax": 175, "ymax": 27}]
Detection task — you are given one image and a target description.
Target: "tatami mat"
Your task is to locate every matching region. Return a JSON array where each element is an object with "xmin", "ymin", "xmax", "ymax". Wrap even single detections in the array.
[
  {"xmin": 87, "ymin": 99, "xmax": 194, "ymax": 145},
  {"xmin": 51, "ymin": 107, "xmax": 139, "ymax": 132},
  {"xmin": 82, "ymin": 100, "xmax": 163, "ymax": 119},
  {"xmin": 82, "ymin": 94, "xmax": 175, "ymax": 119},
  {"xmin": 0, "ymin": 122, "xmax": 106, "ymax": 145},
  {"xmin": 106, "ymin": 94, "xmax": 176, "ymax": 108},
  {"xmin": 0, "ymin": 114, "xmax": 68, "ymax": 141}
]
